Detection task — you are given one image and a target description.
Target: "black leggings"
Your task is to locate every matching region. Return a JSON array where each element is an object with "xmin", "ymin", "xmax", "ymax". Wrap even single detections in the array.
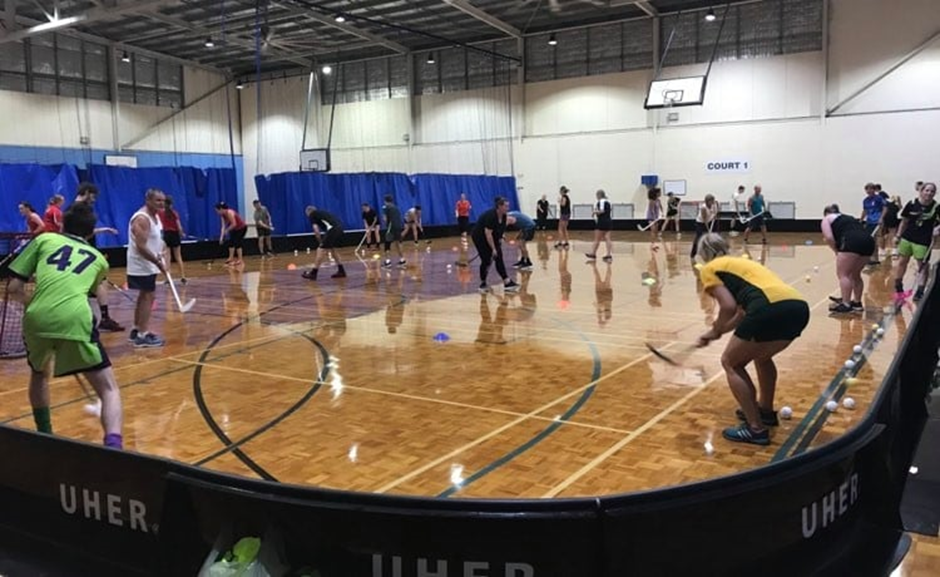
[
  {"xmin": 473, "ymin": 237, "xmax": 507, "ymax": 283},
  {"xmin": 691, "ymin": 222, "xmax": 708, "ymax": 259}
]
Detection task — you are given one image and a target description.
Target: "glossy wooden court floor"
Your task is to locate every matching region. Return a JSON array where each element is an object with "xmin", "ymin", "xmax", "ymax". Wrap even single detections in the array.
[{"xmin": 0, "ymin": 232, "xmax": 917, "ymax": 500}]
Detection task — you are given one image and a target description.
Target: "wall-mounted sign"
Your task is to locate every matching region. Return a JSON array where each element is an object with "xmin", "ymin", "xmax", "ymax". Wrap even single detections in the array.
[{"xmin": 705, "ymin": 159, "xmax": 751, "ymax": 173}]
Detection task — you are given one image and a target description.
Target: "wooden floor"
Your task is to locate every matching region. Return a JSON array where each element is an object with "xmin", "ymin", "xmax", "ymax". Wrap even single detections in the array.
[
  {"xmin": 0, "ymin": 231, "xmax": 916, "ymax": 496},
  {"xmin": 5, "ymin": 229, "xmax": 939, "ymax": 572}
]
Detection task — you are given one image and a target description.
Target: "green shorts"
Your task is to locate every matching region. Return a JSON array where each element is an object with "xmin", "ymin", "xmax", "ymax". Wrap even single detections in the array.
[
  {"xmin": 25, "ymin": 327, "xmax": 111, "ymax": 377},
  {"xmin": 897, "ymin": 238, "xmax": 931, "ymax": 261}
]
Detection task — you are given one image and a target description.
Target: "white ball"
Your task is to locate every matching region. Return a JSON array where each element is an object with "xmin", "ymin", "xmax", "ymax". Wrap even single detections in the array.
[
  {"xmin": 780, "ymin": 406, "xmax": 793, "ymax": 419},
  {"xmin": 843, "ymin": 397, "xmax": 856, "ymax": 410},
  {"xmin": 852, "ymin": 345, "xmax": 863, "ymax": 354},
  {"xmin": 844, "ymin": 360, "xmax": 856, "ymax": 370},
  {"xmin": 704, "ymin": 441, "xmax": 714, "ymax": 455},
  {"xmin": 813, "ymin": 266, "xmax": 819, "ymax": 272},
  {"xmin": 876, "ymin": 327, "xmax": 885, "ymax": 337},
  {"xmin": 825, "ymin": 400, "xmax": 839, "ymax": 412}
]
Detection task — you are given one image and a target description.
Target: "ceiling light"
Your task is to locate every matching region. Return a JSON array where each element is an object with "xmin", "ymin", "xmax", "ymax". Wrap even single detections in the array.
[
  {"xmin": 204, "ymin": 36, "xmax": 215, "ymax": 48},
  {"xmin": 704, "ymin": 8, "xmax": 716, "ymax": 22},
  {"xmin": 121, "ymin": 50, "xmax": 130, "ymax": 63},
  {"xmin": 426, "ymin": 52, "xmax": 435, "ymax": 64},
  {"xmin": 321, "ymin": 64, "xmax": 333, "ymax": 75},
  {"xmin": 547, "ymin": 33, "xmax": 557, "ymax": 46},
  {"xmin": 235, "ymin": 80, "xmax": 244, "ymax": 90},
  {"xmin": 334, "ymin": 14, "xmax": 346, "ymax": 23}
]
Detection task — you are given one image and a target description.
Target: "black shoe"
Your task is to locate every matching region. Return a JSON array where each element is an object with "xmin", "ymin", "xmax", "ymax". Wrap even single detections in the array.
[
  {"xmin": 478, "ymin": 282, "xmax": 489, "ymax": 294},
  {"xmin": 301, "ymin": 269, "xmax": 318, "ymax": 280},
  {"xmin": 585, "ymin": 253, "xmax": 597, "ymax": 260},
  {"xmin": 735, "ymin": 408, "xmax": 779, "ymax": 427},
  {"xmin": 503, "ymin": 280, "xmax": 520, "ymax": 292},
  {"xmin": 331, "ymin": 268, "xmax": 347, "ymax": 279},
  {"xmin": 850, "ymin": 301, "xmax": 863, "ymax": 311},
  {"xmin": 511, "ymin": 260, "xmax": 524, "ymax": 268},
  {"xmin": 602, "ymin": 255, "xmax": 613, "ymax": 263},
  {"xmin": 829, "ymin": 302, "xmax": 854, "ymax": 313},
  {"xmin": 828, "ymin": 295, "xmax": 843, "ymax": 303}
]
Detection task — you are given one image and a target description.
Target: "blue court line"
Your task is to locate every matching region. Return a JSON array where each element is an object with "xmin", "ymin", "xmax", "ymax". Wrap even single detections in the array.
[
  {"xmin": 437, "ymin": 318, "xmax": 602, "ymax": 498},
  {"xmin": 772, "ymin": 313, "xmax": 892, "ymax": 462}
]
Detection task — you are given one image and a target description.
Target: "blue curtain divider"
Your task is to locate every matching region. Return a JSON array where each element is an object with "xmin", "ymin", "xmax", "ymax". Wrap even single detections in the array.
[
  {"xmin": 0, "ymin": 163, "xmax": 238, "ymax": 247},
  {"xmin": 87, "ymin": 165, "xmax": 238, "ymax": 247},
  {"xmin": 0, "ymin": 164, "xmax": 79, "ymax": 233},
  {"xmin": 255, "ymin": 171, "xmax": 518, "ymax": 235}
]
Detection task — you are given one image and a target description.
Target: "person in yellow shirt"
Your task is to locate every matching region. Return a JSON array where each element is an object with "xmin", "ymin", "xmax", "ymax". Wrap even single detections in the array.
[{"xmin": 695, "ymin": 233, "xmax": 810, "ymax": 446}]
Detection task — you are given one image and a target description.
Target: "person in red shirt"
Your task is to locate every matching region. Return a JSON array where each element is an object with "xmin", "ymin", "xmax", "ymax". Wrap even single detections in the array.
[
  {"xmin": 455, "ymin": 193, "xmax": 472, "ymax": 237},
  {"xmin": 19, "ymin": 202, "xmax": 45, "ymax": 237},
  {"xmin": 158, "ymin": 195, "xmax": 187, "ymax": 284},
  {"xmin": 215, "ymin": 202, "xmax": 248, "ymax": 267},
  {"xmin": 42, "ymin": 194, "xmax": 65, "ymax": 233}
]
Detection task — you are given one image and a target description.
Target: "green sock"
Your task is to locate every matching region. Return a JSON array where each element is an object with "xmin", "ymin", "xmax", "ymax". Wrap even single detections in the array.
[{"xmin": 33, "ymin": 407, "xmax": 52, "ymax": 434}]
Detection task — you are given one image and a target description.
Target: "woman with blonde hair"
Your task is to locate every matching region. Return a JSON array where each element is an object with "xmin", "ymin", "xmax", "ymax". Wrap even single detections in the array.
[
  {"xmin": 695, "ymin": 233, "xmax": 810, "ymax": 445},
  {"xmin": 821, "ymin": 204, "xmax": 874, "ymax": 313}
]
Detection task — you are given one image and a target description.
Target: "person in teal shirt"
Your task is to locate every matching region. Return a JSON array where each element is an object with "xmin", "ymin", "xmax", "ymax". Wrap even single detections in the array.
[{"xmin": 744, "ymin": 185, "xmax": 768, "ymax": 244}]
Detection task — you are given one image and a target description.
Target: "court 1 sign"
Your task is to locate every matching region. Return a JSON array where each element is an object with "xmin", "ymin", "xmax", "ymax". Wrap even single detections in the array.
[{"xmin": 706, "ymin": 159, "xmax": 751, "ymax": 173}]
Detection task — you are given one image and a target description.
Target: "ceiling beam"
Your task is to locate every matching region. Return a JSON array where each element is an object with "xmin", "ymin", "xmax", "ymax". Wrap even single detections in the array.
[
  {"xmin": 2, "ymin": 0, "xmax": 17, "ymax": 30},
  {"xmin": 440, "ymin": 0, "xmax": 520, "ymax": 38},
  {"xmin": 610, "ymin": 0, "xmax": 658, "ymax": 16},
  {"xmin": 0, "ymin": 0, "xmax": 181, "ymax": 44},
  {"xmin": 273, "ymin": 0, "xmax": 408, "ymax": 54},
  {"xmin": 12, "ymin": 12, "xmax": 226, "ymax": 74},
  {"xmin": 143, "ymin": 11, "xmax": 312, "ymax": 68}
]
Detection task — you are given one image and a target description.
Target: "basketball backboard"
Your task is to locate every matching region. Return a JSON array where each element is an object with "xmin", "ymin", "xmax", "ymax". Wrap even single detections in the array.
[
  {"xmin": 300, "ymin": 148, "xmax": 331, "ymax": 172},
  {"xmin": 644, "ymin": 76, "xmax": 707, "ymax": 109}
]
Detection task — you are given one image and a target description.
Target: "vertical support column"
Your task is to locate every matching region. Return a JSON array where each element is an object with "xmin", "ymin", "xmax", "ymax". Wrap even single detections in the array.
[
  {"xmin": 821, "ymin": 0, "xmax": 830, "ymax": 121},
  {"xmin": 517, "ymin": 37, "xmax": 525, "ymax": 143},
  {"xmin": 406, "ymin": 52, "xmax": 416, "ymax": 173},
  {"xmin": 650, "ymin": 16, "xmax": 661, "ymax": 171},
  {"xmin": 108, "ymin": 44, "xmax": 121, "ymax": 152}
]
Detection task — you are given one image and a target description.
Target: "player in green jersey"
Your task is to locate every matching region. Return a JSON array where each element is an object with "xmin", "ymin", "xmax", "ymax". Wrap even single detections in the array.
[{"xmin": 7, "ymin": 202, "xmax": 123, "ymax": 449}]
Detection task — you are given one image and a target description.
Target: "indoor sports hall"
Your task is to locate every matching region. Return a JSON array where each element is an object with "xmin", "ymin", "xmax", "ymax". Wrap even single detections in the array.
[{"xmin": 0, "ymin": 1, "xmax": 938, "ymax": 576}]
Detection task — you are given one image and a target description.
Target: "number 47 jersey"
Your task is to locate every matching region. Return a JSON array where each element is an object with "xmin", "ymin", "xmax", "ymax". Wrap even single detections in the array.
[{"xmin": 8, "ymin": 233, "xmax": 108, "ymax": 341}]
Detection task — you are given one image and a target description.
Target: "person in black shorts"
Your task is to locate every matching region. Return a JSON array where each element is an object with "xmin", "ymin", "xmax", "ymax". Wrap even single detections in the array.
[
  {"xmin": 73, "ymin": 183, "xmax": 124, "ymax": 332},
  {"xmin": 536, "ymin": 194, "xmax": 549, "ymax": 231},
  {"xmin": 882, "ymin": 194, "xmax": 902, "ymax": 258},
  {"xmin": 555, "ymin": 186, "xmax": 571, "ymax": 248},
  {"xmin": 472, "ymin": 197, "xmax": 519, "ymax": 293},
  {"xmin": 821, "ymin": 204, "xmax": 876, "ymax": 313},
  {"xmin": 361, "ymin": 202, "xmax": 381, "ymax": 250},
  {"xmin": 381, "ymin": 195, "xmax": 406, "ymax": 268},
  {"xmin": 662, "ymin": 191, "xmax": 681, "ymax": 234},
  {"xmin": 302, "ymin": 206, "xmax": 346, "ymax": 281},
  {"xmin": 695, "ymin": 233, "xmax": 810, "ymax": 446},
  {"xmin": 586, "ymin": 189, "xmax": 613, "ymax": 262}
]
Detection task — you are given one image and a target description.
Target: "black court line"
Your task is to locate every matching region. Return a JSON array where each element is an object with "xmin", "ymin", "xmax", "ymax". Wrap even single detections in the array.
[{"xmin": 191, "ymin": 321, "xmax": 330, "ymax": 479}]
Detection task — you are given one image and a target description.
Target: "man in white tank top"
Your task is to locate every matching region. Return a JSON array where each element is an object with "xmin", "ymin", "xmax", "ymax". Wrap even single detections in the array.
[{"xmin": 126, "ymin": 189, "xmax": 167, "ymax": 348}]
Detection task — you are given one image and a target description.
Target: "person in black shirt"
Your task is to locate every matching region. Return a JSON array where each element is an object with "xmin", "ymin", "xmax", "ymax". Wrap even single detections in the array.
[
  {"xmin": 586, "ymin": 189, "xmax": 613, "ymax": 262},
  {"xmin": 821, "ymin": 204, "xmax": 875, "ymax": 313},
  {"xmin": 471, "ymin": 196, "xmax": 519, "ymax": 293},
  {"xmin": 536, "ymin": 194, "xmax": 549, "ymax": 230},
  {"xmin": 663, "ymin": 192, "xmax": 681, "ymax": 234},
  {"xmin": 555, "ymin": 186, "xmax": 571, "ymax": 249},
  {"xmin": 882, "ymin": 195, "xmax": 902, "ymax": 257},
  {"xmin": 893, "ymin": 182, "xmax": 938, "ymax": 301},
  {"xmin": 361, "ymin": 202, "xmax": 380, "ymax": 251},
  {"xmin": 302, "ymin": 205, "xmax": 346, "ymax": 280}
]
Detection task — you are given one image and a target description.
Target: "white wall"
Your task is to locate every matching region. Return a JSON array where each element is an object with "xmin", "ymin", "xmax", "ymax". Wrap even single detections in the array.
[
  {"xmin": 233, "ymin": 0, "xmax": 940, "ymax": 219},
  {"xmin": 0, "ymin": 65, "xmax": 238, "ymax": 156},
  {"xmin": 124, "ymin": 67, "xmax": 241, "ymax": 155}
]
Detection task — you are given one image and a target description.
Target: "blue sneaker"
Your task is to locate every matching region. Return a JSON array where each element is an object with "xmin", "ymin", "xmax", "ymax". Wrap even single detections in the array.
[
  {"xmin": 722, "ymin": 423, "xmax": 770, "ymax": 446},
  {"xmin": 127, "ymin": 328, "xmax": 139, "ymax": 342},
  {"xmin": 133, "ymin": 333, "xmax": 165, "ymax": 348}
]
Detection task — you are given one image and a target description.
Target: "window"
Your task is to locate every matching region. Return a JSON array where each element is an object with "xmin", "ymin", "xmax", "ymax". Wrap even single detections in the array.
[{"xmin": 118, "ymin": 52, "xmax": 183, "ymax": 109}]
